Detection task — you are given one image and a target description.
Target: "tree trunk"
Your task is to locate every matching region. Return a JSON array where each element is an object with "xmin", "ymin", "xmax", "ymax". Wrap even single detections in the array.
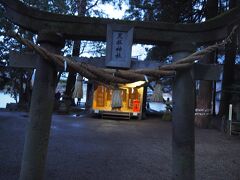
[
  {"xmin": 18, "ymin": 32, "xmax": 34, "ymax": 110},
  {"xmin": 195, "ymin": 54, "xmax": 215, "ymax": 128},
  {"xmin": 64, "ymin": 40, "xmax": 81, "ymax": 106},
  {"xmin": 195, "ymin": 0, "xmax": 218, "ymax": 128},
  {"xmin": 218, "ymin": 0, "xmax": 238, "ymax": 117},
  {"xmin": 65, "ymin": 71, "xmax": 77, "ymax": 106},
  {"xmin": 218, "ymin": 31, "xmax": 237, "ymax": 116},
  {"xmin": 64, "ymin": 0, "xmax": 86, "ymax": 106},
  {"xmin": 18, "ymin": 71, "xmax": 24, "ymax": 105}
]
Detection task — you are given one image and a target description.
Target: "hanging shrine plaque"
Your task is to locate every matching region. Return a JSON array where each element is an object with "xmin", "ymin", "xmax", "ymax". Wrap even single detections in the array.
[{"xmin": 105, "ymin": 24, "xmax": 134, "ymax": 69}]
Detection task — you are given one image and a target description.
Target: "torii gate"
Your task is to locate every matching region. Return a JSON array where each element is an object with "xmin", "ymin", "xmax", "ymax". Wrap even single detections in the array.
[{"xmin": 1, "ymin": 0, "xmax": 239, "ymax": 180}]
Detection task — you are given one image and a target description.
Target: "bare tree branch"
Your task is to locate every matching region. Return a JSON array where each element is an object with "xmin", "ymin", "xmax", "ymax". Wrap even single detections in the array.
[{"xmin": 86, "ymin": 0, "xmax": 100, "ymax": 12}]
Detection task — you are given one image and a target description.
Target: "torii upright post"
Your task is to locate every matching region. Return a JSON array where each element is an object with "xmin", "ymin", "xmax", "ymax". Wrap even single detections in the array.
[
  {"xmin": 20, "ymin": 31, "xmax": 64, "ymax": 180},
  {"xmin": 171, "ymin": 45, "xmax": 196, "ymax": 180}
]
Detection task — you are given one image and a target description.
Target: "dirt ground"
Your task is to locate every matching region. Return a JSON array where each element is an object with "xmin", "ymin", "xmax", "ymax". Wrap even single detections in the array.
[{"xmin": 0, "ymin": 111, "xmax": 240, "ymax": 180}]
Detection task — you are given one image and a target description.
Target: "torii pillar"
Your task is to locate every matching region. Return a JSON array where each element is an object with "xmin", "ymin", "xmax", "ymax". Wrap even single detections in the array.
[
  {"xmin": 20, "ymin": 31, "xmax": 64, "ymax": 180},
  {"xmin": 171, "ymin": 43, "xmax": 196, "ymax": 180}
]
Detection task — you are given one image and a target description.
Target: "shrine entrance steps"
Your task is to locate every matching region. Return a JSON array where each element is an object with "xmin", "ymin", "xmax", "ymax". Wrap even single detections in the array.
[{"xmin": 101, "ymin": 111, "xmax": 131, "ymax": 120}]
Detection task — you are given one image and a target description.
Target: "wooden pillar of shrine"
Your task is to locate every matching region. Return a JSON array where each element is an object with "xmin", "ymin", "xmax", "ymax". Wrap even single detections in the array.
[
  {"xmin": 85, "ymin": 82, "xmax": 93, "ymax": 111},
  {"xmin": 171, "ymin": 44, "xmax": 196, "ymax": 180},
  {"xmin": 19, "ymin": 31, "xmax": 64, "ymax": 180}
]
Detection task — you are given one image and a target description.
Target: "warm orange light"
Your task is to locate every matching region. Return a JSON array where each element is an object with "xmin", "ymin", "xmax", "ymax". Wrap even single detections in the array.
[{"xmin": 92, "ymin": 83, "xmax": 144, "ymax": 113}]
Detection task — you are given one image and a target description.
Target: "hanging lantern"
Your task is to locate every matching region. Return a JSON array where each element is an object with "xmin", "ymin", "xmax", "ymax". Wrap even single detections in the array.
[
  {"xmin": 30, "ymin": 69, "xmax": 36, "ymax": 88},
  {"xmin": 72, "ymin": 74, "xmax": 83, "ymax": 99},
  {"xmin": 22, "ymin": 83, "xmax": 26, "ymax": 93},
  {"xmin": 151, "ymin": 83, "xmax": 163, "ymax": 102},
  {"xmin": 111, "ymin": 89, "xmax": 122, "ymax": 108}
]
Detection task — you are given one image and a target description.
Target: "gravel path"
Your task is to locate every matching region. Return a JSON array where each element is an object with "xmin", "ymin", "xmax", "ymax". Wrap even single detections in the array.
[{"xmin": 0, "ymin": 111, "xmax": 240, "ymax": 180}]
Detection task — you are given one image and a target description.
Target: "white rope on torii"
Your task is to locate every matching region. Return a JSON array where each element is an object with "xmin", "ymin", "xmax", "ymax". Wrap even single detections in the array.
[{"xmin": 4, "ymin": 25, "xmax": 239, "ymax": 87}]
